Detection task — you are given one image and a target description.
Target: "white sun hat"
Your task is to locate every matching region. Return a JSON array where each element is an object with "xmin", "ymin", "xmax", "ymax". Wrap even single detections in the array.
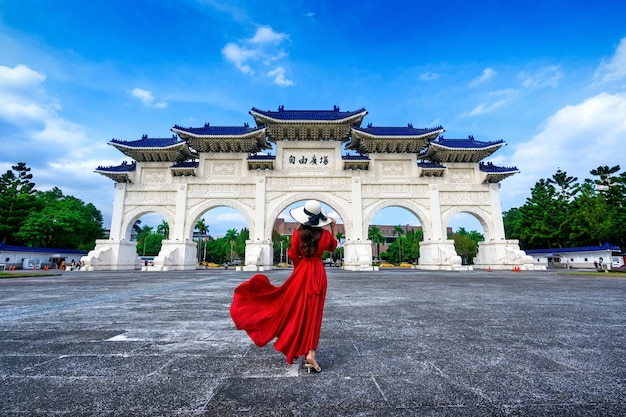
[{"xmin": 289, "ymin": 200, "xmax": 332, "ymax": 227}]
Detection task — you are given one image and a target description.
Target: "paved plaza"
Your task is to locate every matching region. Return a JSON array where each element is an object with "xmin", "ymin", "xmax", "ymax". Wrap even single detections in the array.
[{"xmin": 0, "ymin": 268, "xmax": 625, "ymax": 416}]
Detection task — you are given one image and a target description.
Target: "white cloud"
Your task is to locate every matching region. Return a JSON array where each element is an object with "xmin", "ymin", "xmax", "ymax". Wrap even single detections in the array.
[
  {"xmin": 463, "ymin": 99, "xmax": 507, "ymax": 116},
  {"xmin": 519, "ymin": 65, "xmax": 562, "ymax": 89},
  {"xmin": 130, "ymin": 87, "xmax": 167, "ymax": 108},
  {"xmin": 250, "ymin": 26, "xmax": 287, "ymax": 44},
  {"xmin": 593, "ymin": 37, "xmax": 626, "ymax": 85},
  {"xmin": 419, "ymin": 72, "xmax": 439, "ymax": 81},
  {"xmin": 0, "ymin": 64, "xmax": 46, "ymax": 90},
  {"xmin": 500, "ymin": 92, "xmax": 626, "ymax": 208},
  {"xmin": 469, "ymin": 67, "xmax": 496, "ymax": 87},
  {"xmin": 222, "ymin": 25, "xmax": 293, "ymax": 87},
  {"xmin": 268, "ymin": 66, "xmax": 294, "ymax": 87}
]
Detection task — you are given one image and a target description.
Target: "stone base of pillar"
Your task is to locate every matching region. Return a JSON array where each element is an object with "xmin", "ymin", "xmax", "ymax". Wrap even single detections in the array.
[
  {"xmin": 150, "ymin": 240, "xmax": 198, "ymax": 271},
  {"xmin": 81, "ymin": 239, "xmax": 139, "ymax": 271},
  {"xmin": 473, "ymin": 240, "xmax": 545, "ymax": 270},
  {"xmin": 243, "ymin": 240, "xmax": 274, "ymax": 272},
  {"xmin": 417, "ymin": 240, "xmax": 471, "ymax": 271},
  {"xmin": 343, "ymin": 241, "xmax": 374, "ymax": 271}
]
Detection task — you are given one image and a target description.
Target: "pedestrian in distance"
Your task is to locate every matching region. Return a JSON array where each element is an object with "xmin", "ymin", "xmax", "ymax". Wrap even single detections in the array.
[{"xmin": 230, "ymin": 200, "xmax": 338, "ymax": 373}]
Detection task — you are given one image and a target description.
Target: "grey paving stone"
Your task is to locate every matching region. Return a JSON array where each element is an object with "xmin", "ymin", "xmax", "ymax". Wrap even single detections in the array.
[{"xmin": 0, "ymin": 268, "xmax": 624, "ymax": 416}]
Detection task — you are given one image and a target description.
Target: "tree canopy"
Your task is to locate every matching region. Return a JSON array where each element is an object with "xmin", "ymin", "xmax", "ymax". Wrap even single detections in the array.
[
  {"xmin": 1, "ymin": 163, "xmax": 104, "ymax": 250},
  {"xmin": 504, "ymin": 165, "xmax": 625, "ymax": 250}
]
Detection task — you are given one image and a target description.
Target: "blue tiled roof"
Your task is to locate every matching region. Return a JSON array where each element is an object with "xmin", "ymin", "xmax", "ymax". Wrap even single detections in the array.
[
  {"xmin": 432, "ymin": 135, "xmax": 505, "ymax": 149},
  {"xmin": 525, "ymin": 244, "xmax": 621, "ymax": 254},
  {"xmin": 95, "ymin": 161, "xmax": 136, "ymax": 172},
  {"xmin": 342, "ymin": 154, "xmax": 370, "ymax": 160},
  {"xmin": 247, "ymin": 154, "xmax": 276, "ymax": 160},
  {"xmin": 250, "ymin": 105, "xmax": 367, "ymax": 121},
  {"xmin": 173, "ymin": 123, "xmax": 264, "ymax": 135},
  {"xmin": 170, "ymin": 161, "xmax": 199, "ymax": 168},
  {"xmin": 418, "ymin": 161, "xmax": 446, "ymax": 169},
  {"xmin": 479, "ymin": 162, "xmax": 518, "ymax": 172},
  {"xmin": 110, "ymin": 135, "xmax": 185, "ymax": 148},
  {"xmin": 353, "ymin": 124, "xmax": 443, "ymax": 136}
]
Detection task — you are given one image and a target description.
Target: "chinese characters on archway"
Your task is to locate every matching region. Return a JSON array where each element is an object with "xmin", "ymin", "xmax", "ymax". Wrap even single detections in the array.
[{"xmin": 288, "ymin": 154, "xmax": 330, "ymax": 166}]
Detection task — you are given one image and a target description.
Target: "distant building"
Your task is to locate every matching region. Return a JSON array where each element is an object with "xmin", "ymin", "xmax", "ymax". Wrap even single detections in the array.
[
  {"xmin": 525, "ymin": 244, "xmax": 624, "ymax": 270},
  {"xmin": 0, "ymin": 243, "xmax": 87, "ymax": 270}
]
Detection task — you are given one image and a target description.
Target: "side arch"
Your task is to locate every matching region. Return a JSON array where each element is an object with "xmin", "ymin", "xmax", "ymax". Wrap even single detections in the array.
[
  {"xmin": 121, "ymin": 207, "xmax": 175, "ymax": 241},
  {"xmin": 441, "ymin": 206, "xmax": 492, "ymax": 241},
  {"xmin": 363, "ymin": 200, "xmax": 431, "ymax": 239},
  {"xmin": 185, "ymin": 200, "xmax": 256, "ymax": 240}
]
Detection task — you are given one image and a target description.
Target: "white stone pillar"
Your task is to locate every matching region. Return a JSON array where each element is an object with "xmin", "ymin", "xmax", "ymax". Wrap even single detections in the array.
[
  {"xmin": 254, "ymin": 177, "xmax": 267, "ymax": 240},
  {"xmin": 172, "ymin": 183, "xmax": 188, "ymax": 241},
  {"xmin": 109, "ymin": 183, "xmax": 127, "ymax": 240},
  {"xmin": 243, "ymin": 177, "xmax": 274, "ymax": 271},
  {"xmin": 489, "ymin": 183, "xmax": 506, "ymax": 240},
  {"xmin": 351, "ymin": 177, "xmax": 364, "ymax": 240},
  {"xmin": 428, "ymin": 184, "xmax": 443, "ymax": 240}
]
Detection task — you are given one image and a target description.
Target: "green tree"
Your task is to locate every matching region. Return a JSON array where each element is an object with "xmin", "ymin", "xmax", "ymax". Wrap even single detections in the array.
[
  {"xmin": 392, "ymin": 225, "xmax": 406, "ymax": 262},
  {"xmin": 0, "ymin": 162, "xmax": 37, "ymax": 244},
  {"xmin": 135, "ymin": 225, "xmax": 154, "ymax": 256},
  {"xmin": 502, "ymin": 207, "xmax": 522, "ymax": 240},
  {"xmin": 195, "ymin": 218, "xmax": 209, "ymax": 263},
  {"xmin": 225, "ymin": 228, "xmax": 239, "ymax": 263},
  {"xmin": 156, "ymin": 220, "xmax": 170, "ymax": 239},
  {"xmin": 452, "ymin": 227, "xmax": 483, "ymax": 265},
  {"xmin": 367, "ymin": 225, "xmax": 385, "ymax": 260},
  {"xmin": 518, "ymin": 179, "xmax": 563, "ymax": 249},
  {"xmin": 15, "ymin": 188, "xmax": 104, "ymax": 250},
  {"xmin": 403, "ymin": 228, "xmax": 423, "ymax": 264}
]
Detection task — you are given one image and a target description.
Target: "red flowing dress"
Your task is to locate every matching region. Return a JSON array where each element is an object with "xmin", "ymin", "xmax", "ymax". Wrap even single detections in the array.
[{"xmin": 230, "ymin": 228, "xmax": 337, "ymax": 364}]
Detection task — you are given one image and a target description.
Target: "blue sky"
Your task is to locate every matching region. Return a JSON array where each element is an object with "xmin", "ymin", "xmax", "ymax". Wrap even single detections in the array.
[{"xmin": 1, "ymin": 0, "xmax": 626, "ymax": 237}]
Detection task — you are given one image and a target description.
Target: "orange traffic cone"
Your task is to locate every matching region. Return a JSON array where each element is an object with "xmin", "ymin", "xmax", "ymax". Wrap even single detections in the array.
[{"xmin": 488, "ymin": 266, "xmax": 492, "ymax": 272}]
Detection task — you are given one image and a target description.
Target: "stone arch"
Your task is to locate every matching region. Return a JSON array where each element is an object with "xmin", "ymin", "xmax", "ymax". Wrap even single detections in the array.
[
  {"xmin": 185, "ymin": 200, "xmax": 255, "ymax": 241},
  {"xmin": 264, "ymin": 193, "xmax": 352, "ymax": 240},
  {"xmin": 441, "ymin": 206, "xmax": 492, "ymax": 241},
  {"xmin": 363, "ymin": 200, "xmax": 431, "ymax": 239},
  {"xmin": 121, "ymin": 207, "xmax": 175, "ymax": 241}
]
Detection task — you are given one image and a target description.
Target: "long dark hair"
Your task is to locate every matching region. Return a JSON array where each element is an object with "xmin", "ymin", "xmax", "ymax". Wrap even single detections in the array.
[{"xmin": 298, "ymin": 224, "xmax": 323, "ymax": 257}]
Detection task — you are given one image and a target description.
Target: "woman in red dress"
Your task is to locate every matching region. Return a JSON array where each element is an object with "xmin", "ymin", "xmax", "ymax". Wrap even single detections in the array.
[{"xmin": 230, "ymin": 200, "xmax": 337, "ymax": 373}]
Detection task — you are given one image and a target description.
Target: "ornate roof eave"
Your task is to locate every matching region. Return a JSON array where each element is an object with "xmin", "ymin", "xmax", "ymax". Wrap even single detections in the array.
[
  {"xmin": 249, "ymin": 106, "xmax": 368, "ymax": 127},
  {"xmin": 247, "ymin": 154, "xmax": 275, "ymax": 170},
  {"xmin": 170, "ymin": 161, "xmax": 199, "ymax": 177},
  {"xmin": 346, "ymin": 126, "xmax": 444, "ymax": 154},
  {"xmin": 418, "ymin": 161, "xmax": 446, "ymax": 177},
  {"xmin": 109, "ymin": 140, "xmax": 197, "ymax": 162},
  {"xmin": 94, "ymin": 161, "xmax": 136, "ymax": 183},
  {"xmin": 421, "ymin": 138, "xmax": 506, "ymax": 162},
  {"xmin": 172, "ymin": 127, "xmax": 271, "ymax": 153},
  {"xmin": 342, "ymin": 155, "xmax": 370, "ymax": 171},
  {"xmin": 480, "ymin": 162, "xmax": 519, "ymax": 183}
]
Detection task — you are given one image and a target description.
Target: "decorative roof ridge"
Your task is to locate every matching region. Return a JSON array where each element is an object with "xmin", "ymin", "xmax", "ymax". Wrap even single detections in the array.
[
  {"xmin": 249, "ymin": 105, "xmax": 368, "ymax": 121},
  {"xmin": 170, "ymin": 161, "xmax": 199, "ymax": 168},
  {"xmin": 433, "ymin": 135, "xmax": 505, "ymax": 148},
  {"xmin": 418, "ymin": 161, "xmax": 446, "ymax": 168},
  {"xmin": 342, "ymin": 154, "xmax": 370, "ymax": 160},
  {"xmin": 247, "ymin": 154, "xmax": 276, "ymax": 160},
  {"xmin": 353, "ymin": 124, "xmax": 444, "ymax": 135},
  {"xmin": 479, "ymin": 161, "xmax": 519, "ymax": 172},
  {"xmin": 110, "ymin": 135, "xmax": 185, "ymax": 147},
  {"xmin": 173, "ymin": 122, "xmax": 262, "ymax": 130},
  {"xmin": 96, "ymin": 161, "xmax": 136, "ymax": 171}
]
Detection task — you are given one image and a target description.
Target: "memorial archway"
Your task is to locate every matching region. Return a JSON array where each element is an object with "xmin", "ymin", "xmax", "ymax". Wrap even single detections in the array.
[{"xmin": 84, "ymin": 106, "xmax": 538, "ymax": 271}]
